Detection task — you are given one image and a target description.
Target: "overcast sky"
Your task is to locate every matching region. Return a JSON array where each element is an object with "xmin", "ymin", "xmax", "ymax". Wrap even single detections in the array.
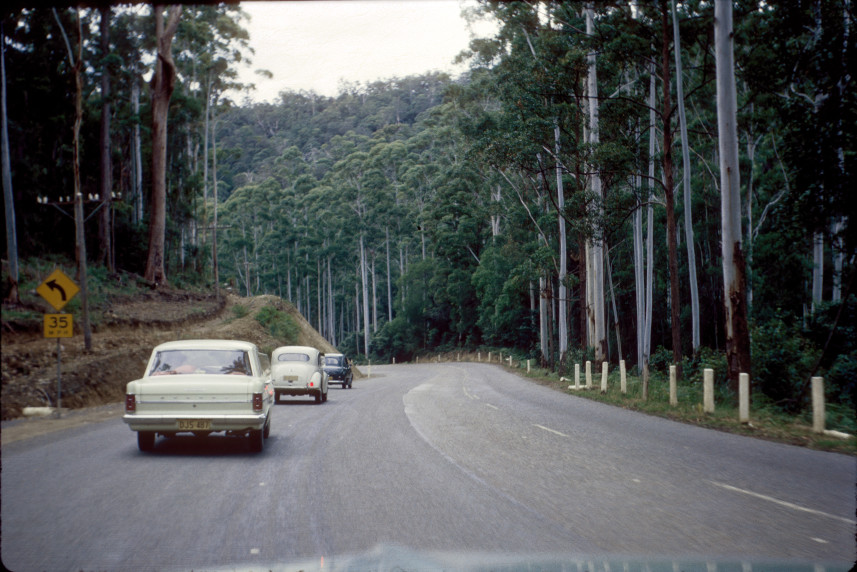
[{"xmin": 232, "ymin": 0, "xmax": 495, "ymax": 103}]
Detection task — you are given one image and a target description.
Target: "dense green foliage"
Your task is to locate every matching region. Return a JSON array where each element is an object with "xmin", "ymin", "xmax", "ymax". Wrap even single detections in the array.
[
  {"xmin": 254, "ymin": 305, "xmax": 299, "ymax": 345},
  {"xmin": 1, "ymin": 2, "xmax": 854, "ymax": 415}
]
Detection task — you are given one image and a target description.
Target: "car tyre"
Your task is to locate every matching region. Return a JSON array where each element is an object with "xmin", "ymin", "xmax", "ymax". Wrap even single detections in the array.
[
  {"xmin": 322, "ymin": 388, "xmax": 328, "ymax": 402},
  {"xmin": 137, "ymin": 431, "xmax": 155, "ymax": 452},
  {"xmin": 249, "ymin": 429, "xmax": 264, "ymax": 452},
  {"xmin": 262, "ymin": 414, "xmax": 271, "ymax": 439}
]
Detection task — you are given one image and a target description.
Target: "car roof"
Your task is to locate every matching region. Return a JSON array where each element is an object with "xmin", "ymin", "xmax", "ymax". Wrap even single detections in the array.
[
  {"xmin": 272, "ymin": 345, "xmax": 321, "ymax": 358},
  {"xmin": 326, "ymin": 353, "xmax": 345, "ymax": 358},
  {"xmin": 153, "ymin": 339, "xmax": 258, "ymax": 352}
]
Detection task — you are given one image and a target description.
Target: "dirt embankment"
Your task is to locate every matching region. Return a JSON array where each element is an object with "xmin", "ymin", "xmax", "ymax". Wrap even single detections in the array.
[{"xmin": 1, "ymin": 290, "xmax": 342, "ymax": 422}]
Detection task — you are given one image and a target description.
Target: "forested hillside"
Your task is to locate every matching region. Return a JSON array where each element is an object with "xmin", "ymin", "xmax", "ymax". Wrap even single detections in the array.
[{"xmin": 1, "ymin": 2, "xmax": 854, "ymax": 418}]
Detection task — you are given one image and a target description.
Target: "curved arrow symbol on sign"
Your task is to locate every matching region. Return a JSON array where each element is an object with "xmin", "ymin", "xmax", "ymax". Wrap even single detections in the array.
[{"xmin": 46, "ymin": 280, "xmax": 67, "ymax": 301}]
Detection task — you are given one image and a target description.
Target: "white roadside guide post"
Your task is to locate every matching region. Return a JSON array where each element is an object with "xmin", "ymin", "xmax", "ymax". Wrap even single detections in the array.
[
  {"xmin": 704, "ymin": 368, "xmax": 715, "ymax": 413},
  {"xmin": 669, "ymin": 365, "xmax": 678, "ymax": 406},
  {"xmin": 527, "ymin": 359, "xmax": 531, "ymax": 373},
  {"xmin": 739, "ymin": 372, "xmax": 750, "ymax": 423},
  {"xmin": 37, "ymin": 269, "xmax": 80, "ymax": 419},
  {"xmin": 620, "ymin": 360, "xmax": 627, "ymax": 394},
  {"xmin": 812, "ymin": 377, "xmax": 825, "ymax": 434},
  {"xmin": 575, "ymin": 363, "xmax": 580, "ymax": 390},
  {"xmin": 585, "ymin": 361, "xmax": 592, "ymax": 388},
  {"xmin": 600, "ymin": 362, "xmax": 608, "ymax": 393}
]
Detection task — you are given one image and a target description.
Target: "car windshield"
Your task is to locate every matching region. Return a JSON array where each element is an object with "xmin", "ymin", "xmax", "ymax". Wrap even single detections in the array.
[
  {"xmin": 325, "ymin": 356, "xmax": 344, "ymax": 366},
  {"xmin": 277, "ymin": 353, "xmax": 310, "ymax": 362},
  {"xmin": 148, "ymin": 349, "xmax": 252, "ymax": 376}
]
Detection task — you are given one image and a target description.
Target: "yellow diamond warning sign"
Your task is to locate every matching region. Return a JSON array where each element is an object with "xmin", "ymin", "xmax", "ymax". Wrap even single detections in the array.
[{"xmin": 37, "ymin": 269, "xmax": 80, "ymax": 311}]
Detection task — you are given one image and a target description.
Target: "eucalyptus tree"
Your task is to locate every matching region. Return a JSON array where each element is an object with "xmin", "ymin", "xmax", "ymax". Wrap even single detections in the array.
[
  {"xmin": 97, "ymin": 6, "xmax": 114, "ymax": 272},
  {"xmin": 1, "ymin": 22, "xmax": 18, "ymax": 303},
  {"xmin": 52, "ymin": 6, "xmax": 92, "ymax": 349},
  {"xmin": 368, "ymin": 139, "xmax": 410, "ymax": 323},
  {"xmin": 715, "ymin": 0, "xmax": 751, "ymax": 391},
  {"xmin": 327, "ymin": 148, "xmax": 377, "ymax": 354},
  {"xmin": 670, "ymin": 0, "xmax": 700, "ymax": 352},
  {"xmin": 144, "ymin": 4, "xmax": 181, "ymax": 286}
]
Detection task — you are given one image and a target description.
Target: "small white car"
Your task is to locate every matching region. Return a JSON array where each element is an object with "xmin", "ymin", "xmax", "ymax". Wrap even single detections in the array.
[
  {"xmin": 123, "ymin": 339, "xmax": 274, "ymax": 452},
  {"xmin": 271, "ymin": 345, "xmax": 328, "ymax": 403}
]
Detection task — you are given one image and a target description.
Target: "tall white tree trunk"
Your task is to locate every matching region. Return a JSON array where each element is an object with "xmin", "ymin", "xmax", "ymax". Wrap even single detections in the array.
[
  {"xmin": 317, "ymin": 258, "xmax": 323, "ymax": 333},
  {"xmin": 812, "ymin": 231, "xmax": 824, "ymax": 311},
  {"xmin": 386, "ymin": 226, "xmax": 393, "ymax": 322},
  {"xmin": 539, "ymin": 274, "xmax": 549, "ymax": 360},
  {"xmin": 360, "ymin": 235, "xmax": 370, "ymax": 356},
  {"xmin": 832, "ymin": 219, "xmax": 845, "ymax": 301},
  {"xmin": 131, "ymin": 72, "xmax": 143, "ymax": 224},
  {"xmin": 642, "ymin": 57, "xmax": 657, "ymax": 396},
  {"xmin": 671, "ymin": 0, "xmax": 700, "ymax": 351},
  {"xmin": 555, "ymin": 120, "xmax": 568, "ymax": 358},
  {"xmin": 633, "ymin": 171, "xmax": 644, "ymax": 368},
  {"xmin": 586, "ymin": 4, "xmax": 607, "ymax": 362},
  {"xmin": 371, "ymin": 256, "xmax": 378, "ymax": 333},
  {"xmin": 715, "ymin": 0, "xmax": 752, "ymax": 389},
  {"xmin": 1, "ymin": 25, "xmax": 19, "ymax": 304}
]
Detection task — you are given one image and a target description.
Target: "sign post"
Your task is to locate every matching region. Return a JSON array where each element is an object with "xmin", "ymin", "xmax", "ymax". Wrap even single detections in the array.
[{"xmin": 37, "ymin": 269, "xmax": 79, "ymax": 418}]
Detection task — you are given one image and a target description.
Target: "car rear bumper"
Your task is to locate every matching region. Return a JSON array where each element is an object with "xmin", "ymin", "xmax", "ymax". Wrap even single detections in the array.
[
  {"xmin": 274, "ymin": 387, "xmax": 319, "ymax": 396},
  {"xmin": 123, "ymin": 412, "xmax": 267, "ymax": 432}
]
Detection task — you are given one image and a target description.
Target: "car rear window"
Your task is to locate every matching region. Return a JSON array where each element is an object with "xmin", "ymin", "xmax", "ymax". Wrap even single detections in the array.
[
  {"xmin": 325, "ymin": 356, "xmax": 344, "ymax": 366},
  {"xmin": 149, "ymin": 349, "xmax": 252, "ymax": 376},
  {"xmin": 277, "ymin": 353, "xmax": 310, "ymax": 362}
]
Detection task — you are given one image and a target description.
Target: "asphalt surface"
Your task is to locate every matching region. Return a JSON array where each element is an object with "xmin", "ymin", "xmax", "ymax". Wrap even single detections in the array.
[{"xmin": 2, "ymin": 363, "xmax": 855, "ymax": 571}]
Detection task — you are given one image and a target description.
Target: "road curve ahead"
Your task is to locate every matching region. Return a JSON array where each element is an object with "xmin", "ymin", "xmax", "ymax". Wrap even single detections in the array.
[{"xmin": 2, "ymin": 363, "xmax": 854, "ymax": 571}]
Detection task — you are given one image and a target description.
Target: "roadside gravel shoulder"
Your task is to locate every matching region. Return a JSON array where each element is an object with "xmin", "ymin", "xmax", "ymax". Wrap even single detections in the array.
[{"xmin": 1, "ymin": 402, "xmax": 124, "ymax": 446}]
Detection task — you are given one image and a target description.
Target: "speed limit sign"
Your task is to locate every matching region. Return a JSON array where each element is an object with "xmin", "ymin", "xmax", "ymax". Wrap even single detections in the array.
[{"xmin": 44, "ymin": 314, "xmax": 73, "ymax": 338}]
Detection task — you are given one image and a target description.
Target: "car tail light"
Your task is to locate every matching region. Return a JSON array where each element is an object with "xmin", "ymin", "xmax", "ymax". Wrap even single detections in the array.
[
  {"xmin": 252, "ymin": 393, "xmax": 263, "ymax": 412},
  {"xmin": 125, "ymin": 394, "xmax": 136, "ymax": 413}
]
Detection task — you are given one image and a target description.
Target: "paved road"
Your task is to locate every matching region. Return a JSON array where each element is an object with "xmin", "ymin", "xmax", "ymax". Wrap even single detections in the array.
[{"xmin": 2, "ymin": 363, "xmax": 854, "ymax": 571}]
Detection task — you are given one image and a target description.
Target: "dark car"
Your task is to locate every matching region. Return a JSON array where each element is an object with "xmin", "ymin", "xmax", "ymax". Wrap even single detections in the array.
[{"xmin": 323, "ymin": 353, "xmax": 353, "ymax": 389}]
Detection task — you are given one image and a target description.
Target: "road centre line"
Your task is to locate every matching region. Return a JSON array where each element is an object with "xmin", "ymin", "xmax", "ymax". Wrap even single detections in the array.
[
  {"xmin": 708, "ymin": 480, "xmax": 856, "ymax": 525},
  {"xmin": 534, "ymin": 424, "xmax": 569, "ymax": 437},
  {"xmin": 463, "ymin": 384, "xmax": 479, "ymax": 401}
]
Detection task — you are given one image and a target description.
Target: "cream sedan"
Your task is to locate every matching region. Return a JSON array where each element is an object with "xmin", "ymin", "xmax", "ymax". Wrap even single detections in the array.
[
  {"xmin": 271, "ymin": 345, "xmax": 329, "ymax": 403},
  {"xmin": 123, "ymin": 339, "xmax": 274, "ymax": 452}
]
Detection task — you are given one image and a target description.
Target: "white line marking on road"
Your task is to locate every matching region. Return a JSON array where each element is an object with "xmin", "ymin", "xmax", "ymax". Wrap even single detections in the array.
[
  {"xmin": 709, "ymin": 481, "xmax": 856, "ymax": 524},
  {"xmin": 811, "ymin": 537, "xmax": 829, "ymax": 544},
  {"xmin": 485, "ymin": 404, "xmax": 498, "ymax": 410},
  {"xmin": 463, "ymin": 385, "xmax": 479, "ymax": 401},
  {"xmin": 250, "ymin": 548, "xmax": 260, "ymax": 555},
  {"xmin": 534, "ymin": 424, "xmax": 568, "ymax": 437}
]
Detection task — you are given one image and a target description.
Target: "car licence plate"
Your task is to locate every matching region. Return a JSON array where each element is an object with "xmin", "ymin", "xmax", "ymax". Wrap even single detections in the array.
[{"xmin": 178, "ymin": 419, "xmax": 211, "ymax": 431}]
